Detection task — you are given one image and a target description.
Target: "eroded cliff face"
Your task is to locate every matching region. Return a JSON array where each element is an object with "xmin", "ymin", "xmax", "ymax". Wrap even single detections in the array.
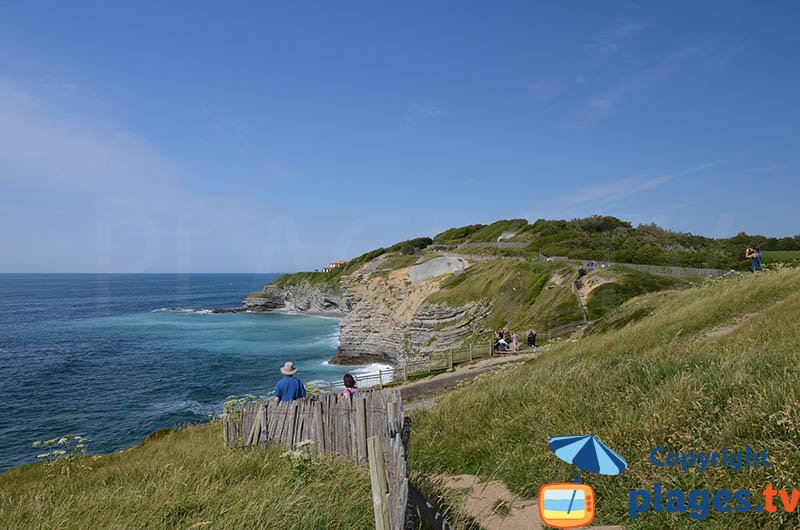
[
  {"xmin": 244, "ymin": 282, "xmax": 351, "ymax": 316},
  {"xmin": 407, "ymin": 301, "xmax": 492, "ymax": 356},
  {"xmin": 330, "ymin": 268, "xmax": 441, "ymax": 364},
  {"xmin": 244, "ymin": 258, "xmax": 491, "ymax": 365}
]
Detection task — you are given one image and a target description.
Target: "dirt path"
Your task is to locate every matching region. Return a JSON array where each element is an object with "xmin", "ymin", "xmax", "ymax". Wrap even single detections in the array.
[
  {"xmin": 356, "ymin": 255, "xmax": 388, "ymax": 276},
  {"xmin": 395, "ymin": 348, "xmax": 543, "ymax": 403},
  {"xmin": 576, "ymin": 273, "xmax": 613, "ymax": 307},
  {"xmin": 435, "ymin": 473, "xmax": 623, "ymax": 530},
  {"xmin": 701, "ymin": 313, "xmax": 757, "ymax": 339}
]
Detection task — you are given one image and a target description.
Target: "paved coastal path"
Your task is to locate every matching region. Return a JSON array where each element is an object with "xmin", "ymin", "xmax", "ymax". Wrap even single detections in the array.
[{"xmin": 397, "ymin": 348, "xmax": 544, "ymax": 406}]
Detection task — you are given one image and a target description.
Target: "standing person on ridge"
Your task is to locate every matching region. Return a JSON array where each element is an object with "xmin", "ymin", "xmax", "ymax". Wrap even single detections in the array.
[
  {"xmin": 272, "ymin": 361, "xmax": 306, "ymax": 403},
  {"xmin": 511, "ymin": 331, "xmax": 519, "ymax": 353},
  {"xmin": 745, "ymin": 245, "xmax": 763, "ymax": 272},
  {"xmin": 527, "ymin": 328, "xmax": 537, "ymax": 348}
]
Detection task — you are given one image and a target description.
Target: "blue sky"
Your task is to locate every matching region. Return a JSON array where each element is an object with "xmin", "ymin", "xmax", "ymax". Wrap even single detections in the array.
[{"xmin": 1, "ymin": 1, "xmax": 797, "ymax": 272}]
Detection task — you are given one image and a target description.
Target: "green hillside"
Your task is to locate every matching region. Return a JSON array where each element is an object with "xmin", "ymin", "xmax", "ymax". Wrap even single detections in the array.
[
  {"xmin": 425, "ymin": 259, "xmax": 581, "ymax": 331},
  {"xmin": 255, "ymin": 215, "xmax": 751, "ymax": 344},
  {"xmin": 584, "ymin": 266, "xmax": 697, "ymax": 321},
  {"xmin": 266, "ymin": 238, "xmax": 432, "ymax": 294},
  {"xmin": 408, "ymin": 267, "xmax": 800, "ymax": 529},
  {"xmin": 511, "ymin": 217, "xmax": 798, "ymax": 270},
  {"xmin": 0, "ymin": 423, "xmax": 373, "ymax": 530},
  {"xmin": 266, "ymin": 216, "xmax": 798, "ymax": 295}
]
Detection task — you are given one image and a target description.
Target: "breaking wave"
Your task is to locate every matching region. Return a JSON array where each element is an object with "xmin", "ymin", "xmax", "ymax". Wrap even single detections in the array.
[
  {"xmin": 151, "ymin": 307, "xmax": 214, "ymax": 315},
  {"xmin": 151, "ymin": 399, "xmax": 219, "ymax": 417}
]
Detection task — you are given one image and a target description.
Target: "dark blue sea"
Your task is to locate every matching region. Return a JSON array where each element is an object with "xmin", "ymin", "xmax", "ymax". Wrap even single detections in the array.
[{"xmin": 0, "ymin": 274, "xmax": 383, "ymax": 472}]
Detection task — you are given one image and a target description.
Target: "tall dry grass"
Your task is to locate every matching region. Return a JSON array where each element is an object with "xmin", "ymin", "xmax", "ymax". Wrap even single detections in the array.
[{"xmin": 0, "ymin": 423, "xmax": 373, "ymax": 529}]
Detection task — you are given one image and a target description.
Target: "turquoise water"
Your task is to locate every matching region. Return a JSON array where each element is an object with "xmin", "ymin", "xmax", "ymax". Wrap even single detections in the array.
[{"xmin": 0, "ymin": 274, "xmax": 380, "ymax": 471}]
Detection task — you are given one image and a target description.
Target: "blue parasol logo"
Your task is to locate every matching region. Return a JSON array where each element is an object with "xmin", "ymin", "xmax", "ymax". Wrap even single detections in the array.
[
  {"xmin": 538, "ymin": 435, "xmax": 627, "ymax": 528},
  {"xmin": 549, "ymin": 434, "xmax": 628, "ymax": 480}
]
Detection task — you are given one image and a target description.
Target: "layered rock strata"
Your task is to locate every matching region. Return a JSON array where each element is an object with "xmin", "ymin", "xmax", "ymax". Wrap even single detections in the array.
[{"xmin": 243, "ymin": 258, "xmax": 489, "ymax": 365}]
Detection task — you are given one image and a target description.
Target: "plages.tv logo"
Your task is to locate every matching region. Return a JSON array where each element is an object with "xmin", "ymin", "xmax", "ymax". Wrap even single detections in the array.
[{"xmin": 538, "ymin": 434, "xmax": 627, "ymax": 529}]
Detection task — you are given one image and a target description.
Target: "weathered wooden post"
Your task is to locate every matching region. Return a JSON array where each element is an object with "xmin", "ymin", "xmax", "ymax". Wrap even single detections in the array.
[
  {"xmin": 378, "ymin": 370, "xmax": 384, "ymax": 389},
  {"xmin": 314, "ymin": 400, "xmax": 325, "ymax": 453},
  {"xmin": 246, "ymin": 404, "xmax": 263, "ymax": 446},
  {"xmin": 328, "ymin": 381, "xmax": 334, "ymax": 395},
  {"xmin": 448, "ymin": 350, "xmax": 454, "ymax": 371},
  {"xmin": 367, "ymin": 436, "xmax": 391, "ymax": 530},
  {"xmin": 355, "ymin": 396, "xmax": 367, "ymax": 464}
]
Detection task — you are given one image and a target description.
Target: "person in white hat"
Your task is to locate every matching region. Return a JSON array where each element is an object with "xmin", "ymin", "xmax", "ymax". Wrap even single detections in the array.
[{"xmin": 272, "ymin": 361, "xmax": 307, "ymax": 403}]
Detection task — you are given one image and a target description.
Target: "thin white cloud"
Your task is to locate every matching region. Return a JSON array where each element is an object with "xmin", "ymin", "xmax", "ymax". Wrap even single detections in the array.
[
  {"xmin": 403, "ymin": 103, "xmax": 442, "ymax": 124},
  {"xmin": 0, "ymin": 79, "xmax": 322, "ymax": 272},
  {"xmin": 567, "ymin": 47, "xmax": 700, "ymax": 127},
  {"xmin": 586, "ymin": 20, "xmax": 648, "ymax": 60},
  {"xmin": 536, "ymin": 161, "xmax": 726, "ymax": 219}
]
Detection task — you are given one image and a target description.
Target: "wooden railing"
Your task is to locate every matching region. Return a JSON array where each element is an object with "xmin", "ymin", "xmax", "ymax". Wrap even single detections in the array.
[
  {"xmin": 546, "ymin": 321, "xmax": 589, "ymax": 340},
  {"xmin": 320, "ymin": 324, "xmax": 594, "ymax": 395},
  {"xmin": 605, "ymin": 261, "xmax": 732, "ymax": 278},
  {"xmin": 538, "ymin": 251, "xmax": 733, "ymax": 278},
  {"xmin": 223, "ymin": 391, "xmax": 409, "ymax": 529},
  {"xmin": 320, "ymin": 345, "xmax": 493, "ymax": 394}
]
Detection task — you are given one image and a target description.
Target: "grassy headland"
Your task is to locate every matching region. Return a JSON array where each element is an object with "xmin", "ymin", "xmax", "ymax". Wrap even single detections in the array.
[
  {"xmin": 264, "ymin": 215, "xmax": 798, "ymax": 296},
  {"xmin": 257, "ymin": 215, "xmax": 756, "ymax": 339}
]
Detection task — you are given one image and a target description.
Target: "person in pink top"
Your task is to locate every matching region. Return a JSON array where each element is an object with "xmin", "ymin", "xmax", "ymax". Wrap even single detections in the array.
[
  {"xmin": 511, "ymin": 332, "xmax": 519, "ymax": 353},
  {"xmin": 340, "ymin": 373, "xmax": 361, "ymax": 400}
]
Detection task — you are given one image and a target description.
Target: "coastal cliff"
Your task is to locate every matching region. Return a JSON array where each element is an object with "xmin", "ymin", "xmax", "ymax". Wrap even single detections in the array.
[
  {"xmin": 244, "ymin": 255, "xmax": 493, "ymax": 365},
  {"xmin": 330, "ymin": 263, "xmax": 486, "ymax": 364},
  {"xmin": 244, "ymin": 281, "xmax": 351, "ymax": 316}
]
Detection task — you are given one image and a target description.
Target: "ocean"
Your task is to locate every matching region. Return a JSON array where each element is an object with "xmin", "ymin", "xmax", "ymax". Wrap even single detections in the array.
[{"xmin": 0, "ymin": 273, "xmax": 384, "ymax": 472}]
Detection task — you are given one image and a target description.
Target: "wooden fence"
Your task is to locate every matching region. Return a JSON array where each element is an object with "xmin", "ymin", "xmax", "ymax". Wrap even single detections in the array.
[
  {"xmin": 545, "ymin": 321, "xmax": 588, "ymax": 340},
  {"xmin": 223, "ymin": 390, "xmax": 409, "ymax": 529},
  {"xmin": 538, "ymin": 251, "xmax": 732, "ymax": 278},
  {"xmin": 456, "ymin": 241, "xmax": 529, "ymax": 249},
  {"xmin": 320, "ymin": 344, "xmax": 498, "ymax": 394},
  {"xmin": 605, "ymin": 261, "xmax": 732, "ymax": 278}
]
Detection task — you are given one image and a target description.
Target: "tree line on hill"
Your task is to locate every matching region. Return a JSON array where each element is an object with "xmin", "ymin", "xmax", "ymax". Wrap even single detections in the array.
[
  {"xmin": 281, "ymin": 216, "xmax": 797, "ymax": 288},
  {"xmin": 430, "ymin": 216, "xmax": 799, "ymax": 270}
]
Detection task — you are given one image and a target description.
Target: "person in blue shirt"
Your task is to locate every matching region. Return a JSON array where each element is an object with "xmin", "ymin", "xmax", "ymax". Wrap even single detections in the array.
[
  {"xmin": 745, "ymin": 245, "xmax": 763, "ymax": 272},
  {"xmin": 272, "ymin": 361, "xmax": 306, "ymax": 403}
]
